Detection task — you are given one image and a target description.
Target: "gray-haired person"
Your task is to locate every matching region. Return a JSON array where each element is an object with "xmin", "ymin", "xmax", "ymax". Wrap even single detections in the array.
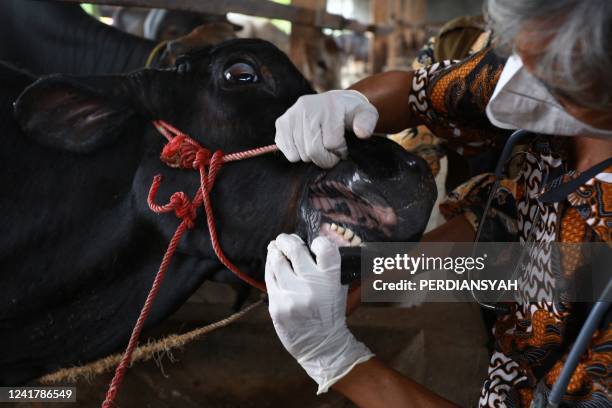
[{"xmin": 266, "ymin": 0, "xmax": 612, "ymax": 406}]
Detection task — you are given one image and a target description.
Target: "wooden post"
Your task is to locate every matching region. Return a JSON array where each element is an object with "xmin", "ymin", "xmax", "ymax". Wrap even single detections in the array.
[
  {"xmin": 386, "ymin": 0, "xmax": 402, "ymax": 70},
  {"xmin": 289, "ymin": 0, "xmax": 326, "ymax": 76},
  {"xmin": 369, "ymin": 0, "xmax": 389, "ymax": 74},
  {"xmin": 401, "ymin": 0, "xmax": 426, "ymax": 62}
]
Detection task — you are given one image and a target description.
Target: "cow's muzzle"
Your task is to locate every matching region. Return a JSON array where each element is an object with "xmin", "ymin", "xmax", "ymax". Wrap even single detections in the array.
[{"xmin": 296, "ymin": 134, "xmax": 437, "ymax": 247}]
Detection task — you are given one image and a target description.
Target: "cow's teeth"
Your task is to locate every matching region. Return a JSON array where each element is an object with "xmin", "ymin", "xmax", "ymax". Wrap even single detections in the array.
[
  {"xmin": 324, "ymin": 223, "xmax": 363, "ymax": 246},
  {"xmin": 344, "ymin": 228, "xmax": 354, "ymax": 240}
]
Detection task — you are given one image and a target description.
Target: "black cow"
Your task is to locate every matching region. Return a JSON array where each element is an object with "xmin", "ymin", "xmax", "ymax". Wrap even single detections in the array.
[
  {"xmin": 113, "ymin": 7, "xmax": 238, "ymax": 42},
  {"xmin": 0, "ymin": 0, "xmax": 230, "ymax": 76},
  {"xmin": 0, "ymin": 0, "xmax": 154, "ymax": 75},
  {"xmin": 0, "ymin": 39, "xmax": 436, "ymax": 385}
]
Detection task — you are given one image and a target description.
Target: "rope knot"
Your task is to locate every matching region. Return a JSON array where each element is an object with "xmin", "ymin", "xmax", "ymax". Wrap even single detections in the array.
[
  {"xmin": 168, "ymin": 192, "xmax": 196, "ymax": 228},
  {"xmin": 193, "ymin": 149, "xmax": 212, "ymax": 169},
  {"xmin": 160, "ymin": 135, "xmax": 186, "ymax": 168},
  {"xmin": 148, "ymin": 177, "xmax": 197, "ymax": 229},
  {"xmin": 160, "ymin": 135, "xmax": 211, "ymax": 170}
]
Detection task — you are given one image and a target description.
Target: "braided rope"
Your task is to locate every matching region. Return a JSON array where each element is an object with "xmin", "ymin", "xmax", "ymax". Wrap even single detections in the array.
[
  {"xmin": 224, "ymin": 145, "xmax": 279, "ymax": 162},
  {"xmin": 40, "ymin": 299, "xmax": 263, "ymax": 384},
  {"xmin": 198, "ymin": 152, "xmax": 266, "ymax": 291},
  {"xmin": 102, "ymin": 219, "xmax": 191, "ymax": 407},
  {"xmin": 101, "ymin": 120, "xmax": 277, "ymax": 407}
]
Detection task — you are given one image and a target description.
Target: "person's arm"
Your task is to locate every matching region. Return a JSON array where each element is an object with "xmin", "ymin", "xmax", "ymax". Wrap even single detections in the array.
[
  {"xmin": 421, "ymin": 214, "xmax": 475, "ymax": 242},
  {"xmin": 349, "ymin": 71, "xmax": 421, "ymax": 134},
  {"xmin": 334, "ymin": 358, "xmax": 458, "ymax": 408},
  {"xmin": 274, "ymin": 70, "xmax": 421, "ymax": 169},
  {"xmin": 265, "ymin": 234, "xmax": 460, "ymax": 406},
  {"xmin": 275, "ymin": 47, "xmax": 508, "ymax": 169}
]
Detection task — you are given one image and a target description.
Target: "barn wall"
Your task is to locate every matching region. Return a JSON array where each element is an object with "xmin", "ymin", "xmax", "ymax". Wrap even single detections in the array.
[{"xmin": 425, "ymin": 0, "xmax": 483, "ymax": 22}]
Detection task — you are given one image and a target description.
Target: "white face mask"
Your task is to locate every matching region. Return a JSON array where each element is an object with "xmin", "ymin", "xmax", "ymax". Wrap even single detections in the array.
[{"xmin": 485, "ymin": 54, "xmax": 612, "ymax": 139}]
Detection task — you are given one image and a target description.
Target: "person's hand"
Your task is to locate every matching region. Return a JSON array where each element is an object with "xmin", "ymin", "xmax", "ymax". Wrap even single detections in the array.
[
  {"xmin": 265, "ymin": 233, "xmax": 374, "ymax": 394},
  {"xmin": 274, "ymin": 90, "xmax": 378, "ymax": 168}
]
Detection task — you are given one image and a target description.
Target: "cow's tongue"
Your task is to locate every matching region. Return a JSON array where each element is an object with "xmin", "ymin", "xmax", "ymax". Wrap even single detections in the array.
[{"xmin": 304, "ymin": 175, "xmax": 398, "ymax": 247}]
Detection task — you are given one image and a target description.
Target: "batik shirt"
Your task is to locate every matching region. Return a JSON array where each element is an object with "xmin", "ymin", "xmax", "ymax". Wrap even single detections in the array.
[
  {"xmin": 408, "ymin": 48, "xmax": 612, "ymax": 407},
  {"xmin": 389, "ymin": 28, "xmax": 492, "ymax": 178}
]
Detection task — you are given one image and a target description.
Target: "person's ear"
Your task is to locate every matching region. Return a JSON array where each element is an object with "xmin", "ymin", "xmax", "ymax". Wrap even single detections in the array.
[{"xmin": 14, "ymin": 74, "xmax": 143, "ymax": 153}]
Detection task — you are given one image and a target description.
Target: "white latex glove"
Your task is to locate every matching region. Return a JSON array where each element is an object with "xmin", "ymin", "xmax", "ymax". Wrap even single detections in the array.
[
  {"xmin": 265, "ymin": 233, "xmax": 374, "ymax": 394},
  {"xmin": 274, "ymin": 90, "xmax": 379, "ymax": 168}
]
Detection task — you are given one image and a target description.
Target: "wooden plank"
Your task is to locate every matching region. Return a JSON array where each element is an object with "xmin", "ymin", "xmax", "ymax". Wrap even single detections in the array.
[
  {"xmin": 56, "ymin": 0, "xmax": 387, "ymax": 33},
  {"xmin": 289, "ymin": 0, "xmax": 325, "ymax": 78},
  {"xmin": 401, "ymin": 0, "xmax": 426, "ymax": 64},
  {"xmin": 369, "ymin": 0, "xmax": 390, "ymax": 73},
  {"xmin": 386, "ymin": 0, "xmax": 400, "ymax": 69}
]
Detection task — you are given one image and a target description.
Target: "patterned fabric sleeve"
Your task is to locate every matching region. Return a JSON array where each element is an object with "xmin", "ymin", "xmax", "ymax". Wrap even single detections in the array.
[
  {"xmin": 411, "ymin": 35, "xmax": 436, "ymax": 69},
  {"xmin": 568, "ymin": 166, "xmax": 612, "ymax": 243},
  {"xmin": 439, "ymin": 172, "xmax": 519, "ymax": 240},
  {"xmin": 408, "ymin": 47, "xmax": 509, "ymax": 156}
]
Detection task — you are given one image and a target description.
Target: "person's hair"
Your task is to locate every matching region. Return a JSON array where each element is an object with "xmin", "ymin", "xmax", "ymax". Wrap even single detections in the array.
[{"xmin": 486, "ymin": 0, "xmax": 612, "ymax": 110}]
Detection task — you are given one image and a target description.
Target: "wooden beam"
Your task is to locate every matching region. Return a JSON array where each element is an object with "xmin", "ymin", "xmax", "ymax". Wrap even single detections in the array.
[
  {"xmin": 401, "ymin": 0, "xmax": 426, "ymax": 63},
  {"xmin": 369, "ymin": 0, "xmax": 390, "ymax": 73},
  {"xmin": 56, "ymin": 0, "xmax": 388, "ymax": 33},
  {"xmin": 289, "ymin": 0, "xmax": 326, "ymax": 76},
  {"xmin": 386, "ymin": 0, "xmax": 400, "ymax": 69}
]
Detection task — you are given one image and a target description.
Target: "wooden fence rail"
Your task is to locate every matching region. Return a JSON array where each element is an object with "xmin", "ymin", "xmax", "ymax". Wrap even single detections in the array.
[{"xmin": 58, "ymin": 0, "xmax": 391, "ymax": 33}]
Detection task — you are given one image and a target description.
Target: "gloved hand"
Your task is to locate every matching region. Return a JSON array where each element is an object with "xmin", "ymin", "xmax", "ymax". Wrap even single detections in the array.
[
  {"xmin": 274, "ymin": 90, "xmax": 378, "ymax": 168},
  {"xmin": 265, "ymin": 233, "xmax": 374, "ymax": 394}
]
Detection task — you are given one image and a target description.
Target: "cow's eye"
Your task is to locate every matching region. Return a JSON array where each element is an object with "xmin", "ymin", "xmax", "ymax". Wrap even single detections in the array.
[{"xmin": 224, "ymin": 62, "xmax": 259, "ymax": 83}]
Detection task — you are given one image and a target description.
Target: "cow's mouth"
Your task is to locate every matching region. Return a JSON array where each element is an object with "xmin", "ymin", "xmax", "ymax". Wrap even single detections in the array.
[
  {"xmin": 296, "ymin": 135, "xmax": 436, "ymax": 248},
  {"xmin": 306, "ymin": 174, "xmax": 396, "ymax": 247}
]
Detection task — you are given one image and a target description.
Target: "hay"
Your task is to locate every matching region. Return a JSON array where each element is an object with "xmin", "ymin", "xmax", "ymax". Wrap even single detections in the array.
[{"xmin": 39, "ymin": 299, "xmax": 264, "ymax": 384}]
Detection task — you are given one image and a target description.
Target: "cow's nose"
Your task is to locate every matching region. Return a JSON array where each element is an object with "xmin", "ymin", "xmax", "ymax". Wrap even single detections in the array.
[{"xmin": 346, "ymin": 134, "xmax": 411, "ymax": 180}]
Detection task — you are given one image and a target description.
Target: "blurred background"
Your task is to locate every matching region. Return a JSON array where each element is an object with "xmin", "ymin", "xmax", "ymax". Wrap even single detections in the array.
[{"xmin": 81, "ymin": 0, "xmax": 484, "ymax": 89}]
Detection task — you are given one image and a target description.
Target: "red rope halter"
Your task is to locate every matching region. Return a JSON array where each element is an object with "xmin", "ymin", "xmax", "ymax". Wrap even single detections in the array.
[{"xmin": 102, "ymin": 120, "xmax": 277, "ymax": 407}]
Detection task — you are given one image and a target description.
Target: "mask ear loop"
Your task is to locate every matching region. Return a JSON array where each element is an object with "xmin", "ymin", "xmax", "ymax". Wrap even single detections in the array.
[
  {"xmin": 474, "ymin": 130, "xmax": 531, "ymax": 242},
  {"xmin": 470, "ymin": 129, "xmax": 535, "ymax": 312}
]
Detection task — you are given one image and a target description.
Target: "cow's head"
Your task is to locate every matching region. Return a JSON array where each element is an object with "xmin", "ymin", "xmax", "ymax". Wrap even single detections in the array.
[{"xmin": 14, "ymin": 38, "xmax": 435, "ymax": 287}]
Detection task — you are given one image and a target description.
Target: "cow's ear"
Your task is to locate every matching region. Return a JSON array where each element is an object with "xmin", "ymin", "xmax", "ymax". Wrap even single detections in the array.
[{"xmin": 14, "ymin": 75, "xmax": 139, "ymax": 153}]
